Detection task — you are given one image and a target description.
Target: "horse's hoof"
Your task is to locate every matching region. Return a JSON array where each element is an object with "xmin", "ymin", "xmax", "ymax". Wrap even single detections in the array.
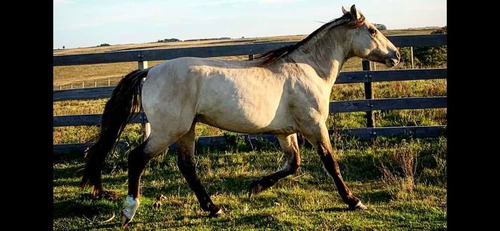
[
  {"xmin": 152, "ymin": 201, "xmax": 162, "ymax": 209},
  {"xmin": 349, "ymin": 201, "xmax": 367, "ymax": 211},
  {"xmin": 121, "ymin": 213, "xmax": 131, "ymax": 228},
  {"xmin": 208, "ymin": 207, "xmax": 224, "ymax": 218},
  {"xmin": 79, "ymin": 182, "xmax": 88, "ymax": 190},
  {"xmin": 248, "ymin": 180, "xmax": 263, "ymax": 198},
  {"xmin": 92, "ymin": 187, "xmax": 103, "ymax": 197}
]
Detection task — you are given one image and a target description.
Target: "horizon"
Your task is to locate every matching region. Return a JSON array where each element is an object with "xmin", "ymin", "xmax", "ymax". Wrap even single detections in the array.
[
  {"xmin": 54, "ymin": 0, "xmax": 446, "ymax": 49},
  {"xmin": 53, "ymin": 26, "xmax": 443, "ymax": 51}
]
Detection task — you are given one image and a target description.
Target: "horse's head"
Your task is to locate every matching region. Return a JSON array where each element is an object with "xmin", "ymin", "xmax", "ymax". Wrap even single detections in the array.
[{"xmin": 342, "ymin": 5, "xmax": 400, "ymax": 67}]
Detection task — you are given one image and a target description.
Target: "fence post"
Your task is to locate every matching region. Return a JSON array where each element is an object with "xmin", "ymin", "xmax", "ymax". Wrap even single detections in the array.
[
  {"xmin": 410, "ymin": 46, "xmax": 414, "ymax": 69},
  {"xmin": 108, "ymin": 78, "xmax": 111, "ymax": 86},
  {"xmin": 94, "ymin": 81, "xmax": 97, "ymax": 87},
  {"xmin": 249, "ymin": 49, "xmax": 254, "ymax": 61},
  {"xmin": 137, "ymin": 54, "xmax": 150, "ymax": 141},
  {"xmin": 362, "ymin": 60, "xmax": 375, "ymax": 127},
  {"xmin": 70, "ymin": 83, "xmax": 73, "ymax": 89},
  {"xmin": 82, "ymin": 81, "xmax": 85, "ymax": 88},
  {"xmin": 138, "ymin": 58, "xmax": 148, "ymax": 70}
]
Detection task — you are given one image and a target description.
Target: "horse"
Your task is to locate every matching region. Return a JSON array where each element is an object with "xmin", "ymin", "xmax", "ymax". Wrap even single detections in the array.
[{"xmin": 79, "ymin": 5, "xmax": 400, "ymax": 227}]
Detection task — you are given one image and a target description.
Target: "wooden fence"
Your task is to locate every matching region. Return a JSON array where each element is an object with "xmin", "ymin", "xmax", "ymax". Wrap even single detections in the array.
[{"xmin": 53, "ymin": 34, "xmax": 447, "ymax": 155}]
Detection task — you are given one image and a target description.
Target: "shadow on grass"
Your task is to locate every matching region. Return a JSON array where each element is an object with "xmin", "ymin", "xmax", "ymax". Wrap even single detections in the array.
[
  {"xmin": 312, "ymin": 206, "xmax": 349, "ymax": 213},
  {"xmin": 60, "ymin": 222, "xmax": 121, "ymax": 231},
  {"xmin": 54, "ymin": 191, "xmax": 124, "ymax": 219},
  {"xmin": 53, "ymin": 174, "xmax": 128, "ymax": 188},
  {"xmin": 53, "ymin": 164, "xmax": 84, "ymax": 179},
  {"xmin": 359, "ymin": 190, "xmax": 392, "ymax": 203},
  {"xmin": 140, "ymin": 174, "xmax": 258, "ymax": 199},
  {"xmin": 98, "ymin": 210, "xmax": 294, "ymax": 230},
  {"xmin": 232, "ymin": 213, "xmax": 289, "ymax": 230},
  {"xmin": 167, "ymin": 213, "xmax": 287, "ymax": 230}
]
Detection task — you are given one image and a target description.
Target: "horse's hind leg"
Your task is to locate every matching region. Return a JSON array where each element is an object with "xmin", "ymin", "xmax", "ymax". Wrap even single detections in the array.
[
  {"xmin": 249, "ymin": 133, "xmax": 301, "ymax": 197},
  {"xmin": 177, "ymin": 122, "xmax": 222, "ymax": 217},
  {"xmin": 121, "ymin": 133, "xmax": 179, "ymax": 227}
]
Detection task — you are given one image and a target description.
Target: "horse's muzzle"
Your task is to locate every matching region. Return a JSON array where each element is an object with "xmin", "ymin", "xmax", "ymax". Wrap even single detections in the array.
[
  {"xmin": 385, "ymin": 58, "xmax": 399, "ymax": 67},
  {"xmin": 385, "ymin": 51, "xmax": 400, "ymax": 67}
]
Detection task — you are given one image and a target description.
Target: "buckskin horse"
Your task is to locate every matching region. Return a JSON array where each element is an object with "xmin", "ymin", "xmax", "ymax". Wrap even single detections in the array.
[{"xmin": 79, "ymin": 5, "xmax": 400, "ymax": 227}]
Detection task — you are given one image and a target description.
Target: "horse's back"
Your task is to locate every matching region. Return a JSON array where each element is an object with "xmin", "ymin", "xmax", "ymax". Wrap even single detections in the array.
[{"xmin": 142, "ymin": 57, "xmax": 298, "ymax": 134}]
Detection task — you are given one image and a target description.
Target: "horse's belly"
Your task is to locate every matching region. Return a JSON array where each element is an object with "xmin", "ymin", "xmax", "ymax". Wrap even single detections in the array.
[
  {"xmin": 196, "ymin": 80, "xmax": 295, "ymax": 134},
  {"xmin": 196, "ymin": 112, "xmax": 295, "ymax": 134}
]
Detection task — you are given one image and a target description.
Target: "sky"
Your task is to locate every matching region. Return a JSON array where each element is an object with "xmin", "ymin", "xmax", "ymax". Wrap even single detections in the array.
[{"xmin": 54, "ymin": 0, "xmax": 446, "ymax": 49}]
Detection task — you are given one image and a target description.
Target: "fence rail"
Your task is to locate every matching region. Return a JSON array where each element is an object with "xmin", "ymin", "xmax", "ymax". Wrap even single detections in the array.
[
  {"xmin": 53, "ymin": 126, "xmax": 446, "ymax": 155},
  {"xmin": 53, "ymin": 34, "xmax": 447, "ymax": 155},
  {"xmin": 53, "ymin": 34, "xmax": 446, "ymax": 66},
  {"xmin": 53, "ymin": 68, "xmax": 446, "ymax": 102},
  {"xmin": 54, "ymin": 86, "xmax": 115, "ymax": 101},
  {"xmin": 53, "ymin": 96, "xmax": 446, "ymax": 127},
  {"xmin": 329, "ymin": 97, "xmax": 446, "ymax": 113}
]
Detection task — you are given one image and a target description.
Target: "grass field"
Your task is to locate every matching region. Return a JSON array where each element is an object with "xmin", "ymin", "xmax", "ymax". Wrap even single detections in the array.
[
  {"xmin": 53, "ymin": 28, "xmax": 447, "ymax": 230},
  {"xmin": 54, "ymin": 136, "xmax": 446, "ymax": 230},
  {"xmin": 53, "ymin": 28, "xmax": 436, "ymax": 56}
]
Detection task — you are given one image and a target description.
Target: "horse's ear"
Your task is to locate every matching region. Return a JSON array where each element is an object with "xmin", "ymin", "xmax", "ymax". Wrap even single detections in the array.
[
  {"xmin": 350, "ymin": 5, "xmax": 361, "ymax": 21},
  {"xmin": 342, "ymin": 6, "xmax": 349, "ymax": 15}
]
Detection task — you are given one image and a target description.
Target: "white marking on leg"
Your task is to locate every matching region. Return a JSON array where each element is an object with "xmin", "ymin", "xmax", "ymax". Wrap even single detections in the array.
[
  {"xmin": 355, "ymin": 201, "xmax": 367, "ymax": 210},
  {"xmin": 122, "ymin": 195, "xmax": 140, "ymax": 220}
]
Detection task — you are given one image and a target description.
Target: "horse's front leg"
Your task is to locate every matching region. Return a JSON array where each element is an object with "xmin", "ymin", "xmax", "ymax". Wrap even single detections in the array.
[
  {"xmin": 177, "ymin": 123, "xmax": 222, "ymax": 217},
  {"xmin": 249, "ymin": 133, "xmax": 301, "ymax": 197},
  {"xmin": 300, "ymin": 123, "xmax": 367, "ymax": 210}
]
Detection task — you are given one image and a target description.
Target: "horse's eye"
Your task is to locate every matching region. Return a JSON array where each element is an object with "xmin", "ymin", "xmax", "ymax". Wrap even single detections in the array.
[{"xmin": 368, "ymin": 28, "xmax": 376, "ymax": 35}]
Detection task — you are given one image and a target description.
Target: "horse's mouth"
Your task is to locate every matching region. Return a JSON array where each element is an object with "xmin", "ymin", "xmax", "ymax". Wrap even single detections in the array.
[{"xmin": 385, "ymin": 58, "xmax": 399, "ymax": 68}]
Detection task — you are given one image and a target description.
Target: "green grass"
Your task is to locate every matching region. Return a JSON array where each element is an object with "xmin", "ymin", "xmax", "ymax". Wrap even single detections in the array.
[{"xmin": 53, "ymin": 137, "xmax": 446, "ymax": 230}]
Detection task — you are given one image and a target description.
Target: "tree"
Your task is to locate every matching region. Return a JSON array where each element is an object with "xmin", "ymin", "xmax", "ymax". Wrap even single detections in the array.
[
  {"xmin": 374, "ymin": 23, "xmax": 387, "ymax": 30},
  {"xmin": 431, "ymin": 26, "xmax": 447, "ymax": 34},
  {"xmin": 399, "ymin": 26, "xmax": 447, "ymax": 67},
  {"xmin": 158, "ymin": 38, "xmax": 181, "ymax": 42}
]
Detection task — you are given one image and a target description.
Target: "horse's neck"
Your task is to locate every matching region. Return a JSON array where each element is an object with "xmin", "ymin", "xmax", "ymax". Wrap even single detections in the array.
[{"xmin": 288, "ymin": 29, "xmax": 350, "ymax": 87}]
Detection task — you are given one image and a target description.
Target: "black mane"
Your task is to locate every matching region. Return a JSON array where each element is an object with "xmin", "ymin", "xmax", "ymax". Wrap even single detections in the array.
[{"xmin": 256, "ymin": 13, "xmax": 353, "ymax": 66}]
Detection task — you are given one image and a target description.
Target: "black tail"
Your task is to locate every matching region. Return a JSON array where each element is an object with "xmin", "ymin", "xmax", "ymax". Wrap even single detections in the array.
[{"xmin": 80, "ymin": 68, "xmax": 149, "ymax": 194}]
